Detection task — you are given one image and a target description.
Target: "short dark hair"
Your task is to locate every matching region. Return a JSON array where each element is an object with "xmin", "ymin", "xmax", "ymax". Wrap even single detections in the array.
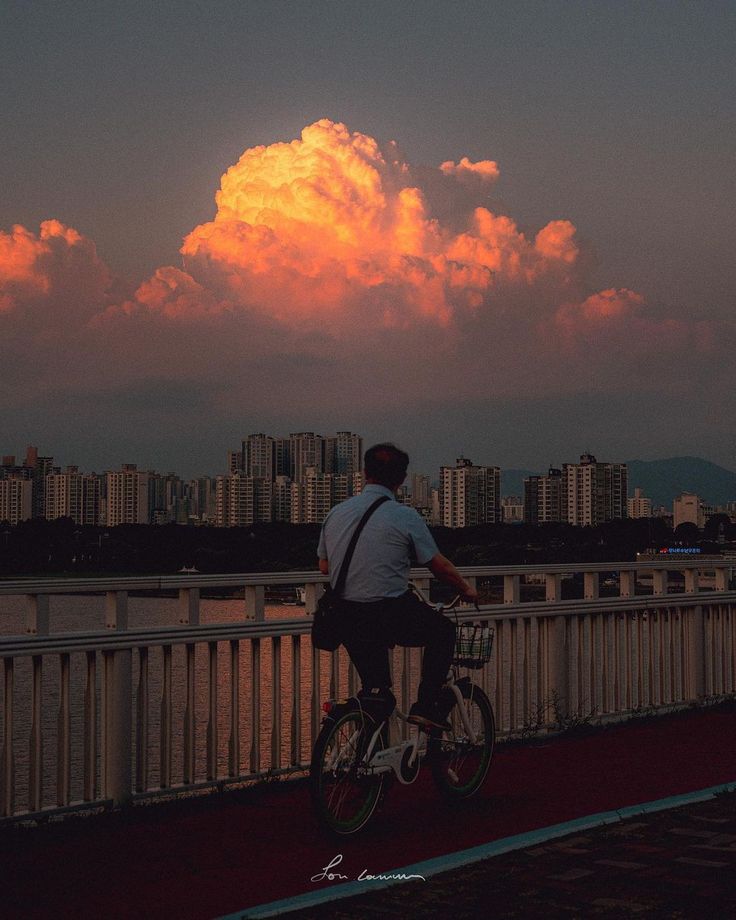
[{"xmin": 364, "ymin": 443, "xmax": 409, "ymax": 489}]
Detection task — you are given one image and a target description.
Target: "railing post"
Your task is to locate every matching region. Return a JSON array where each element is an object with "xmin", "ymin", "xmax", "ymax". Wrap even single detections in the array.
[
  {"xmin": 206, "ymin": 642, "xmax": 218, "ymax": 781},
  {"xmin": 179, "ymin": 588, "xmax": 200, "ymax": 624},
  {"xmin": 245, "ymin": 585, "xmax": 265, "ymax": 621},
  {"xmin": 684, "ymin": 569, "xmax": 699, "ymax": 593},
  {"xmin": 303, "ymin": 583, "xmax": 323, "ymax": 615},
  {"xmin": 546, "ymin": 574, "xmax": 561, "ymax": 603},
  {"xmin": 714, "ymin": 568, "xmax": 728, "ymax": 592},
  {"xmin": 228, "ymin": 640, "xmax": 240, "ymax": 778},
  {"xmin": 25, "ymin": 594, "xmax": 49, "ymax": 635},
  {"xmin": 619, "ymin": 571, "xmax": 635, "ymax": 598},
  {"xmin": 548, "ymin": 615, "xmax": 569, "ymax": 724},
  {"xmin": 24, "ymin": 597, "xmax": 48, "ymax": 813},
  {"xmin": 584, "ymin": 572, "xmax": 599, "ymax": 600},
  {"xmin": 1, "ymin": 660, "xmax": 14, "ymax": 817},
  {"xmin": 180, "ymin": 589, "xmax": 198, "ymax": 784},
  {"xmin": 105, "ymin": 591, "xmax": 128, "ymax": 629},
  {"xmin": 83, "ymin": 652, "xmax": 97, "ymax": 801},
  {"xmin": 102, "ymin": 591, "xmax": 132, "ymax": 806},
  {"xmin": 687, "ymin": 604, "xmax": 706, "ymax": 701},
  {"xmin": 503, "ymin": 575, "xmax": 520, "ymax": 604},
  {"xmin": 29, "ymin": 655, "xmax": 43, "ymax": 811},
  {"xmin": 652, "ymin": 570, "xmax": 668, "ymax": 596}
]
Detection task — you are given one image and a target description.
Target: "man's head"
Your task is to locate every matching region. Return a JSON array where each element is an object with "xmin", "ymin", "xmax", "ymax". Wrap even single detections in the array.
[{"xmin": 364, "ymin": 443, "xmax": 409, "ymax": 491}]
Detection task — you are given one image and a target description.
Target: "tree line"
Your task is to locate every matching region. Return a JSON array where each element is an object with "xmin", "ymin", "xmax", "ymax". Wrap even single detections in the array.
[{"xmin": 0, "ymin": 515, "xmax": 732, "ymax": 578}]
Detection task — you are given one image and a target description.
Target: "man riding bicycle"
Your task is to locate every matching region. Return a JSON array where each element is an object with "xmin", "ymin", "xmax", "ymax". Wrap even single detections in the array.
[{"xmin": 317, "ymin": 443, "xmax": 478, "ymax": 731}]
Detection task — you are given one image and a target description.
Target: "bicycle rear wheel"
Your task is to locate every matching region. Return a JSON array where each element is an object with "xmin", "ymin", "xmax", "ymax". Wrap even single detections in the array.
[
  {"xmin": 310, "ymin": 710, "xmax": 387, "ymax": 835},
  {"xmin": 429, "ymin": 682, "xmax": 494, "ymax": 800}
]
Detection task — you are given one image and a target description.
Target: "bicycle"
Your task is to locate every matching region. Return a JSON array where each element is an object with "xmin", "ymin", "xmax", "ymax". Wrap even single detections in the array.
[{"xmin": 310, "ymin": 593, "xmax": 495, "ymax": 835}]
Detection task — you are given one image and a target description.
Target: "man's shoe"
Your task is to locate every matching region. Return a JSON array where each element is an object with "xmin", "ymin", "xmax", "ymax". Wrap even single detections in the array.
[{"xmin": 408, "ymin": 701, "xmax": 451, "ymax": 733}]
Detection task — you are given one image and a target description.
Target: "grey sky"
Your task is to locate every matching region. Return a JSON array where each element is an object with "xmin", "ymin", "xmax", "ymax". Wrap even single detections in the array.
[{"xmin": 1, "ymin": 1, "xmax": 734, "ymax": 478}]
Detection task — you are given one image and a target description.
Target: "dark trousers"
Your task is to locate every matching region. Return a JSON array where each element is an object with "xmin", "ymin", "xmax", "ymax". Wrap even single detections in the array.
[{"xmin": 341, "ymin": 590, "xmax": 456, "ymax": 704}]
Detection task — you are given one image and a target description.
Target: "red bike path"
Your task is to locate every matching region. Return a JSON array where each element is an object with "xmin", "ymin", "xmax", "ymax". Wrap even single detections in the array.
[{"xmin": 3, "ymin": 706, "xmax": 735, "ymax": 920}]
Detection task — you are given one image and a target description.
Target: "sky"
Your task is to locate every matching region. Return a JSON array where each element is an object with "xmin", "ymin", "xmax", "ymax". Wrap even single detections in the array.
[{"xmin": 1, "ymin": 0, "xmax": 734, "ymax": 479}]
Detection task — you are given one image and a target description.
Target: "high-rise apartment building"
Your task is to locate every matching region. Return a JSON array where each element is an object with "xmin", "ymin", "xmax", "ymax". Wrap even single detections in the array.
[
  {"xmin": 323, "ymin": 431, "xmax": 362, "ymax": 479},
  {"xmin": 227, "ymin": 449, "xmax": 244, "ymax": 474},
  {"xmin": 440, "ymin": 457, "xmax": 501, "ymax": 528},
  {"xmin": 271, "ymin": 475, "xmax": 293, "ymax": 523},
  {"xmin": 242, "ymin": 434, "xmax": 275, "ymax": 479},
  {"xmin": 0, "ymin": 457, "xmax": 33, "ymax": 484},
  {"xmin": 25, "ymin": 447, "xmax": 55, "ymax": 518},
  {"xmin": 218, "ymin": 429, "xmax": 364, "ymax": 524},
  {"xmin": 628, "ymin": 487, "xmax": 652, "ymax": 519},
  {"xmin": 189, "ymin": 477, "xmax": 217, "ymax": 523},
  {"xmin": 673, "ymin": 492, "xmax": 705, "ymax": 530},
  {"xmin": 2, "ymin": 447, "xmax": 55, "ymax": 519},
  {"xmin": 524, "ymin": 467, "xmax": 563, "ymax": 524},
  {"xmin": 561, "ymin": 453, "xmax": 627, "ymax": 526},
  {"xmin": 303, "ymin": 467, "xmax": 337, "ymax": 524},
  {"xmin": 272, "ymin": 438, "xmax": 289, "ymax": 478},
  {"xmin": 410, "ymin": 473, "xmax": 431, "ymax": 513},
  {"xmin": 0, "ymin": 477, "xmax": 33, "ymax": 524},
  {"xmin": 106, "ymin": 464, "xmax": 150, "ymax": 526},
  {"xmin": 215, "ymin": 474, "xmax": 273, "ymax": 526},
  {"xmin": 289, "ymin": 432, "xmax": 324, "ymax": 483},
  {"xmin": 45, "ymin": 466, "xmax": 101, "ymax": 525},
  {"xmin": 148, "ymin": 472, "xmax": 186, "ymax": 525},
  {"xmin": 430, "ymin": 488, "xmax": 441, "ymax": 525}
]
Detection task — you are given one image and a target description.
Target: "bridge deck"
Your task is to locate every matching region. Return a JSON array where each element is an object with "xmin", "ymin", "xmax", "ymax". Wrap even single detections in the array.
[{"xmin": 3, "ymin": 704, "xmax": 735, "ymax": 920}]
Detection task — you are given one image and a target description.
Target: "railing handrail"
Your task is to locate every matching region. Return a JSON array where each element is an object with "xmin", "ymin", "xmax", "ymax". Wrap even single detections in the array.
[
  {"xmin": 0, "ymin": 558, "xmax": 732, "ymax": 595},
  {"xmin": 2, "ymin": 590, "xmax": 735, "ymax": 657}
]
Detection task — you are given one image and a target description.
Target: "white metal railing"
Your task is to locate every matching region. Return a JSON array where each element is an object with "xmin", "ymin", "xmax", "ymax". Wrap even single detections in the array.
[{"xmin": 0, "ymin": 560, "xmax": 734, "ymax": 823}]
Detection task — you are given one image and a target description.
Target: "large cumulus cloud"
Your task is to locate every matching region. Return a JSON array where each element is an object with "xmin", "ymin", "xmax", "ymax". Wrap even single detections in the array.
[
  {"xmin": 1, "ymin": 119, "xmax": 733, "ymax": 460},
  {"xmin": 170, "ymin": 119, "xmax": 581, "ymax": 329}
]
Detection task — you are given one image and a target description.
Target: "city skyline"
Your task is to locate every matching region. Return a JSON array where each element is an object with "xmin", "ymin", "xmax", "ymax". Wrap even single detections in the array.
[
  {"xmin": 4, "ymin": 436, "xmax": 735, "ymax": 530},
  {"xmin": 1, "ymin": 3, "xmax": 734, "ymax": 479},
  {"xmin": 2, "ymin": 435, "xmax": 736, "ymax": 484}
]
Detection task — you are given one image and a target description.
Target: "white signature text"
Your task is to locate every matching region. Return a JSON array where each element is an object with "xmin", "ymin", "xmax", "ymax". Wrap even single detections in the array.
[{"xmin": 311, "ymin": 853, "xmax": 426, "ymax": 883}]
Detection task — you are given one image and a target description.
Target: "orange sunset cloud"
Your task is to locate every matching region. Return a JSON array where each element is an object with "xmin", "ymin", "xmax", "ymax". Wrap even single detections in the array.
[
  {"xmin": 175, "ymin": 119, "xmax": 580, "ymax": 326},
  {"xmin": 1, "ymin": 119, "xmax": 731, "ymax": 414}
]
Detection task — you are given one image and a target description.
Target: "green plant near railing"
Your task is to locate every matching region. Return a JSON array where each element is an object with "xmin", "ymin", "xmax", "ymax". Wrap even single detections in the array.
[{"xmin": 514, "ymin": 692, "xmax": 599, "ymax": 740}]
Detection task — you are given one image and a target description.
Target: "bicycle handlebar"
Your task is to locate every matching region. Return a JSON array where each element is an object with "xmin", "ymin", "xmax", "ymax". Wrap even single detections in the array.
[
  {"xmin": 444, "ymin": 594, "xmax": 480, "ymax": 611},
  {"xmin": 410, "ymin": 583, "xmax": 479, "ymax": 612}
]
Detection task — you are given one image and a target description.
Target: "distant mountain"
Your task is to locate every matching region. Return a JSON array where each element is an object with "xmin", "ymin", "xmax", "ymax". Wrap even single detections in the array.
[
  {"xmin": 501, "ymin": 457, "xmax": 736, "ymax": 508},
  {"xmin": 625, "ymin": 457, "xmax": 736, "ymax": 508}
]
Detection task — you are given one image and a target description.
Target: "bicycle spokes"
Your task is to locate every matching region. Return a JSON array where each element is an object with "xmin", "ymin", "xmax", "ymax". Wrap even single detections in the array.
[{"xmin": 310, "ymin": 711, "xmax": 387, "ymax": 835}]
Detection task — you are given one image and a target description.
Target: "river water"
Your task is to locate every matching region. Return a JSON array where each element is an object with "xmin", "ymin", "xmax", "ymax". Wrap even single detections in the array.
[{"xmin": 0, "ymin": 596, "xmax": 427, "ymax": 812}]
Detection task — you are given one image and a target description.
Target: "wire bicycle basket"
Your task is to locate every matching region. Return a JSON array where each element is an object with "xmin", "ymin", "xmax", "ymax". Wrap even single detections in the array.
[{"xmin": 453, "ymin": 622, "xmax": 495, "ymax": 669}]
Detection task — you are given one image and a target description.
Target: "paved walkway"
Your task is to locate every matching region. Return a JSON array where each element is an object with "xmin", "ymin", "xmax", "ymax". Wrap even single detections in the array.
[
  {"xmin": 2, "ymin": 703, "xmax": 735, "ymax": 919},
  {"xmin": 284, "ymin": 792, "xmax": 736, "ymax": 919}
]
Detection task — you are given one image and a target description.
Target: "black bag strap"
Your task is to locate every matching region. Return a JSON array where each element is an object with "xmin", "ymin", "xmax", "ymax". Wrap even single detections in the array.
[{"xmin": 332, "ymin": 495, "xmax": 391, "ymax": 598}]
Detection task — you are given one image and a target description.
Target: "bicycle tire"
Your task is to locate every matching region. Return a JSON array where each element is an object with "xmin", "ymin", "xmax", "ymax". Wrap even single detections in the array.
[
  {"xmin": 428, "ymin": 682, "xmax": 494, "ymax": 800},
  {"xmin": 310, "ymin": 709, "xmax": 388, "ymax": 835}
]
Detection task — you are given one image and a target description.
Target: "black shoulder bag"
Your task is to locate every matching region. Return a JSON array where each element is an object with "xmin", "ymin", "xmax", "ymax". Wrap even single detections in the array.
[{"xmin": 311, "ymin": 495, "xmax": 391, "ymax": 651}]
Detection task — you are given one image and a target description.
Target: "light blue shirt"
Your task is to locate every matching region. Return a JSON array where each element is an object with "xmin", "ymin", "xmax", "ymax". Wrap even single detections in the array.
[{"xmin": 317, "ymin": 484, "xmax": 440, "ymax": 602}]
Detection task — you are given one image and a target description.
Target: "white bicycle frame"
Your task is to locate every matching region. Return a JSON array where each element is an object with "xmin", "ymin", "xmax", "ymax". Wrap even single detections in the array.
[
  {"xmin": 325, "ymin": 592, "xmax": 480, "ymax": 784},
  {"xmin": 325, "ymin": 670, "xmax": 479, "ymax": 786}
]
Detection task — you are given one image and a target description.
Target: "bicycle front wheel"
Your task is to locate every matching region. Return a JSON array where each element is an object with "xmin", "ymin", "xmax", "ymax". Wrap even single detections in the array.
[
  {"xmin": 429, "ymin": 682, "xmax": 494, "ymax": 800},
  {"xmin": 310, "ymin": 710, "xmax": 387, "ymax": 835}
]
